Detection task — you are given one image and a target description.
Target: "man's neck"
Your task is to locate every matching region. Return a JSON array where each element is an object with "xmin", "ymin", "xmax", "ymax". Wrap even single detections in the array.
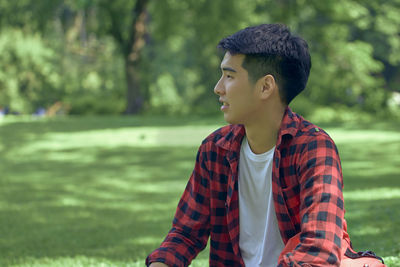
[{"xmin": 244, "ymin": 107, "xmax": 286, "ymax": 154}]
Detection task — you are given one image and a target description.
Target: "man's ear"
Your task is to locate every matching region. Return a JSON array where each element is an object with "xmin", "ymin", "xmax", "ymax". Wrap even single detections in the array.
[{"xmin": 259, "ymin": 74, "xmax": 277, "ymax": 100}]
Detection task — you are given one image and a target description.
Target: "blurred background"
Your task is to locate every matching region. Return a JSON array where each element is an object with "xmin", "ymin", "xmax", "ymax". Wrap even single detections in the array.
[
  {"xmin": 0, "ymin": 0, "xmax": 399, "ymax": 118},
  {"xmin": 1, "ymin": 1, "xmax": 400, "ymax": 267}
]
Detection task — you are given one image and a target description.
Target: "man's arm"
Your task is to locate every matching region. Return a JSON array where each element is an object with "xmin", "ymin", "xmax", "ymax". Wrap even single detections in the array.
[
  {"xmin": 146, "ymin": 146, "xmax": 211, "ymax": 267},
  {"xmin": 278, "ymin": 134, "xmax": 345, "ymax": 267}
]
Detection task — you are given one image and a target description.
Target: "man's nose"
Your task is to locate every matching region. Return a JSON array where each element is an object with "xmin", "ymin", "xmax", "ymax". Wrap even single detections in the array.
[{"xmin": 214, "ymin": 79, "xmax": 224, "ymax": 95}]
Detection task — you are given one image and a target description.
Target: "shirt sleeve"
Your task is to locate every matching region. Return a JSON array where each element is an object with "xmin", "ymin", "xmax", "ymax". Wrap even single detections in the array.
[
  {"xmin": 146, "ymin": 144, "xmax": 211, "ymax": 267},
  {"xmin": 278, "ymin": 134, "xmax": 345, "ymax": 267}
]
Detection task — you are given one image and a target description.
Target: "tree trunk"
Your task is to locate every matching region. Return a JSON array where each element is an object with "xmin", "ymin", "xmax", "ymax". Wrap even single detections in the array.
[
  {"xmin": 125, "ymin": 59, "xmax": 143, "ymax": 114},
  {"xmin": 124, "ymin": 0, "xmax": 148, "ymax": 114}
]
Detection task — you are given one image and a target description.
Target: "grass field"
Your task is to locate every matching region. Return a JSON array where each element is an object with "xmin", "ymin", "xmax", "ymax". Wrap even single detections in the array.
[{"xmin": 0, "ymin": 115, "xmax": 399, "ymax": 266}]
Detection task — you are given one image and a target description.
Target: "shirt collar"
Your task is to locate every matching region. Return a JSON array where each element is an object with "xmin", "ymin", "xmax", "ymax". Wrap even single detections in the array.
[
  {"xmin": 216, "ymin": 107, "xmax": 299, "ymax": 151},
  {"xmin": 278, "ymin": 107, "xmax": 299, "ymax": 139}
]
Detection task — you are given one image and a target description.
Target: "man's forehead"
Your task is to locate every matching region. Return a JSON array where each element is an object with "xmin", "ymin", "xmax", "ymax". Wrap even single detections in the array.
[{"xmin": 220, "ymin": 52, "xmax": 245, "ymax": 68}]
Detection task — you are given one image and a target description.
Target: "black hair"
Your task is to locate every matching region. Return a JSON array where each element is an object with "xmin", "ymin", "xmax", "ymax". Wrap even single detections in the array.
[{"xmin": 217, "ymin": 24, "xmax": 311, "ymax": 104}]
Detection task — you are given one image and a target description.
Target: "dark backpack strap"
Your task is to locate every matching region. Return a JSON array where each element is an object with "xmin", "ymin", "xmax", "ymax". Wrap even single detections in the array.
[{"xmin": 345, "ymin": 248, "xmax": 385, "ymax": 264}]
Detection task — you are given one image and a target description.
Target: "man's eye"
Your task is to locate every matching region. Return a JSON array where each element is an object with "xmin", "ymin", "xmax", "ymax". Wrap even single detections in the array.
[{"xmin": 227, "ymin": 75, "xmax": 233, "ymax": 79}]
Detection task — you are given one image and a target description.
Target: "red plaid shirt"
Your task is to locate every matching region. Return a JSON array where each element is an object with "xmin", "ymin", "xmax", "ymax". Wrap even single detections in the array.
[{"xmin": 146, "ymin": 108, "xmax": 351, "ymax": 267}]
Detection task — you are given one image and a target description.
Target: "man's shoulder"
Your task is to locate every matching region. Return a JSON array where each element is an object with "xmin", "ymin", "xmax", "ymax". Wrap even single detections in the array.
[{"xmin": 290, "ymin": 111, "xmax": 335, "ymax": 143}]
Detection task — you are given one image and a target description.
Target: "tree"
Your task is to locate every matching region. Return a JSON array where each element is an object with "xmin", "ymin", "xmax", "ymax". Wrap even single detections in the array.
[
  {"xmin": 0, "ymin": 0, "xmax": 399, "ymax": 115},
  {"xmin": 97, "ymin": 0, "xmax": 149, "ymax": 114},
  {"xmin": 0, "ymin": 0, "xmax": 150, "ymax": 114}
]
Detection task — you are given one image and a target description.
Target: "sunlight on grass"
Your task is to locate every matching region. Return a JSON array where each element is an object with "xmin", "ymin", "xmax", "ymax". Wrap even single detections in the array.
[
  {"xmin": 131, "ymin": 236, "xmax": 160, "ymax": 246},
  {"xmin": 385, "ymin": 256, "xmax": 400, "ymax": 266},
  {"xmin": 189, "ymin": 258, "xmax": 208, "ymax": 267},
  {"xmin": 344, "ymin": 188, "xmax": 400, "ymax": 200},
  {"xmin": 132, "ymin": 181, "xmax": 185, "ymax": 193},
  {"xmin": 350, "ymin": 225, "xmax": 382, "ymax": 236},
  {"xmin": 10, "ymin": 126, "xmax": 219, "ymax": 154},
  {"xmin": 328, "ymin": 129, "xmax": 400, "ymax": 143}
]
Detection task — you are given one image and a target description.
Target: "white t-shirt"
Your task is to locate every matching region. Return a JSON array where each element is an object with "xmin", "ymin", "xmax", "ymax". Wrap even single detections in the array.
[{"xmin": 238, "ymin": 136, "xmax": 285, "ymax": 267}]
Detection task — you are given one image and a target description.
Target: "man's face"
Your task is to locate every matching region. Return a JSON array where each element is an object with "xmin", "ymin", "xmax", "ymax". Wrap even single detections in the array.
[{"xmin": 214, "ymin": 52, "xmax": 261, "ymax": 125}]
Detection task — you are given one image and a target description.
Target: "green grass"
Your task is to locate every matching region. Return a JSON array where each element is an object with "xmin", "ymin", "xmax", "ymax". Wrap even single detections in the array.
[{"xmin": 0, "ymin": 115, "xmax": 399, "ymax": 266}]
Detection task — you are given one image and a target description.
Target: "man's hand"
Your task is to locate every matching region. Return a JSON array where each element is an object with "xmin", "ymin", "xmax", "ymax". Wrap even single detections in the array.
[{"xmin": 149, "ymin": 262, "xmax": 169, "ymax": 267}]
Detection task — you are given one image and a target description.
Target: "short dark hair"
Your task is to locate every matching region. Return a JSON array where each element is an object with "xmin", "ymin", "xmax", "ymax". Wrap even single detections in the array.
[{"xmin": 217, "ymin": 24, "xmax": 311, "ymax": 104}]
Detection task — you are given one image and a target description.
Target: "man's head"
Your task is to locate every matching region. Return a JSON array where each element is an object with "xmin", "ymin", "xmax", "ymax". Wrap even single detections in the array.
[{"xmin": 217, "ymin": 23, "xmax": 311, "ymax": 105}]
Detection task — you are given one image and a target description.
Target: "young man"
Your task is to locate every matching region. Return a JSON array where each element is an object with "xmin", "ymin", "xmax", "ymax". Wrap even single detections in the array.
[{"xmin": 146, "ymin": 24, "xmax": 352, "ymax": 267}]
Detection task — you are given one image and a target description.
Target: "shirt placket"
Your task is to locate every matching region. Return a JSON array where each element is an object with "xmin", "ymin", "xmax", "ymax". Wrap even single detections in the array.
[{"xmin": 225, "ymin": 149, "xmax": 244, "ymax": 265}]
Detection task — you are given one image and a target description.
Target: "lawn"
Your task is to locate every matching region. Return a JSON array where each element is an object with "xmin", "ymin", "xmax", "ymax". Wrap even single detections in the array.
[{"xmin": 0, "ymin": 115, "xmax": 399, "ymax": 266}]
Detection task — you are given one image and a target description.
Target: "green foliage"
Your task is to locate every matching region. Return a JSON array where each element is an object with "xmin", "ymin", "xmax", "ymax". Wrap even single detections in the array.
[
  {"xmin": 145, "ymin": 0, "xmax": 260, "ymax": 115},
  {"xmin": 59, "ymin": 36, "xmax": 127, "ymax": 115},
  {"xmin": 308, "ymin": 40, "xmax": 384, "ymax": 107},
  {"xmin": 0, "ymin": 116, "xmax": 399, "ymax": 266},
  {"xmin": 0, "ymin": 10, "xmax": 127, "ymax": 114},
  {"xmin": 0, "ymin": 0, "xmax": 399, "ymax": 115},
  {"xmin": 0, "ymin": 1, "xmax": 129, "ymax": 114},
  {"xmin": 0, "ymin": 0, "xmax": 63, "ymax": 32},
  {"xmin": 144, "ymin": 0, "xmax": 400, "ymax": 115},
  {"xmin": 0, "ymin": 29, "xmax": 61, "ymax": 113},
  {"xmin": 148, "ymin": 72, "xmax": 185, "ymax": 114}
]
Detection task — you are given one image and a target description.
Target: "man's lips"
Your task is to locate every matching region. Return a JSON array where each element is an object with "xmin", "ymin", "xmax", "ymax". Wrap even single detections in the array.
[{"xmin": 219, "ymin": 99, "xmax": 229, "ymax": 110}]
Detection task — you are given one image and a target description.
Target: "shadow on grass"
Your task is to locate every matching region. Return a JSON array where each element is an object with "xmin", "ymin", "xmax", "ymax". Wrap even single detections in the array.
[
  {"xmin": 0, "ymin": 145, "xmax": 197, "ymax": 265},
  {"xmin": 337, "ymin": 135, "xmax": 400, "ymax": 261},
  {"xmin": 344, "ymin": 197, "xmax": 400, "ymax": 257},
  {"xmin": 338, "ymin": 140, "xmax": 400, "ymax": 191}
]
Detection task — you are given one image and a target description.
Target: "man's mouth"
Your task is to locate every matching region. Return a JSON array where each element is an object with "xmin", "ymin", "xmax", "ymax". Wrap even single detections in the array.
[{"xmin": 220, "ymin": 100, "xmax": 229, "ymax": 111}]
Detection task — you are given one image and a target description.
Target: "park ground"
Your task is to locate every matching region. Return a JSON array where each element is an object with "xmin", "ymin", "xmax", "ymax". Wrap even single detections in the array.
[{"xmin": 0, "ymin": 114, "xmax": 399, "ymax": 266}]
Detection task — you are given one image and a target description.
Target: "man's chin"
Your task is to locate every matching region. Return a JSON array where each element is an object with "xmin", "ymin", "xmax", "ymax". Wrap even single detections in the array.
[{"xmin": 224, "ymin": 114, "xmax": 239, "ymax": 125}]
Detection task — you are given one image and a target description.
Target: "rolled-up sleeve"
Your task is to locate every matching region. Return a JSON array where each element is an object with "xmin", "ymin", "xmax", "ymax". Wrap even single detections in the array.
[{"xmin": 146, "ymin": 145, "xmax": 211, "ymax": 267}]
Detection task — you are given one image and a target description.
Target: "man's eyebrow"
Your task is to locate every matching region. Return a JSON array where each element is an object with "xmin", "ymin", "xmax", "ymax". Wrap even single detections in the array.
[{"xmin": 221, "ymin": 66, "xmax": 237, "ymax": 73}]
